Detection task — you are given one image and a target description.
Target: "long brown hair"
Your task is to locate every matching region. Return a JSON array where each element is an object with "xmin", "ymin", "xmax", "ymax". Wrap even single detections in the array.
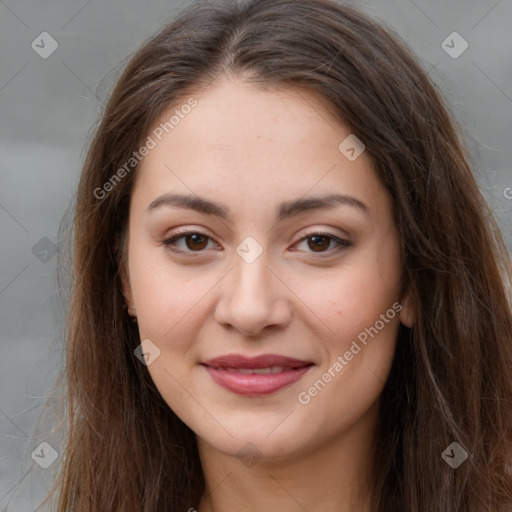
[{"xmin": 38, "ymin": 0, "xmax": 512, "ymax": 510}]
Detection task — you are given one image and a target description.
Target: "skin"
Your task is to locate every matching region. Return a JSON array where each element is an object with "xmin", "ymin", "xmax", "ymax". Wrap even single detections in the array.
[{"xmin": 121, "ymin": 76, "xmax": 415, "ymax": 512}]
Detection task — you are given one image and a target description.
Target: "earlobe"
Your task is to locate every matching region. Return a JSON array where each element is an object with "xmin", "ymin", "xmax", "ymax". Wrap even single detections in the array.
[
  {"xmin": 120, "ymin": 265, "xmax": 134, "ymax": 309},
  {"xmin": 399, "ymin": 291, "xmax": 416, "ymax": 327},
  {"xmin": 119, "ymin": 261, "xmax": 138, "ymax": 322}
]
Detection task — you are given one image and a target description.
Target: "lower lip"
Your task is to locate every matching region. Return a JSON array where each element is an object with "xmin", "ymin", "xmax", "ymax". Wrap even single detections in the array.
[{"xmin": 203, "ymin": 365, "xmax": 313, "ymax": 396}]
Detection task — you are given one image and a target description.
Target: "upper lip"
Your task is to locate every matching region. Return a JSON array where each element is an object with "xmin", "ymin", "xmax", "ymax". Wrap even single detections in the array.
[{"xmin": 202, "ymin": 354, "xmax": 313, "ymax": 369}]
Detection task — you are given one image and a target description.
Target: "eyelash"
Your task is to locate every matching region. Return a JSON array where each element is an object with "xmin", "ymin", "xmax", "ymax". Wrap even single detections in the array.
[{"xmin": 161, "ymin": 229, "xmax": 352, "ymax": 257}]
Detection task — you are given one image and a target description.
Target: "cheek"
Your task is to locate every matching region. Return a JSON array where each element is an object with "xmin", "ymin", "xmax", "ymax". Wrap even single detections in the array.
[
  {"xmin": 127, "ymin": 242, "xmax": 200, "ymax": 350},
  {"xmin": 295, "ymin": 264, "xmax": 401, "ymax": 428},
  {"xmin": 295, "ymin": 248, "xmax": 403, "ymax": 412},
  {"xmin": 298, "ymin": 247, "xmax": 402, "ymax": 349}
]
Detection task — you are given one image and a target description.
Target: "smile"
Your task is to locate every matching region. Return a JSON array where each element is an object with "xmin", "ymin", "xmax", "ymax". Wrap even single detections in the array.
[{"xmin": 201, "ymin": 353, "xmax": 314, "ymax": 396}]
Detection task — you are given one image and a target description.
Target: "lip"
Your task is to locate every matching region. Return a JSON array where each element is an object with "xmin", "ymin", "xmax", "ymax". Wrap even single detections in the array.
[
  {"xmin": 201, "ymin": 353, "xmax": 314, "ymax": 396},
  {"xmin": 203, "ymin": 353, "xmax": 313, "ymax": 369}
]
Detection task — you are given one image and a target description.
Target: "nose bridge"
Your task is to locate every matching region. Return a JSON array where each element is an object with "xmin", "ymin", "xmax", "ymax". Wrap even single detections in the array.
[
  {"xmin": 231, "ymin": 233, "xmax": 273, "ymax": 299},
  {"xmin": 214, "ymin": 243, "xmax": 291, "ymax": 335},
  {"xmin": 233, "ymin": 248, "xmax": 270, "ymax": 298},
  {"xmin": 229, "ymin": 244, "xmax": 275, "ymax": 312}
]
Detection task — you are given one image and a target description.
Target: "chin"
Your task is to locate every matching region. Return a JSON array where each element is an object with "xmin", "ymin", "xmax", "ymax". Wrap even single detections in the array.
[{"xmin": 193, "ymin": 416, "xmax": 316, "ymax": 462}]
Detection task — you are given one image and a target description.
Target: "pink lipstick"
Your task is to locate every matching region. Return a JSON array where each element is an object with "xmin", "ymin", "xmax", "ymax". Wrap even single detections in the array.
[{"xmin": 201, "ymin": 354, "xmax": 314, "ymax": 396}]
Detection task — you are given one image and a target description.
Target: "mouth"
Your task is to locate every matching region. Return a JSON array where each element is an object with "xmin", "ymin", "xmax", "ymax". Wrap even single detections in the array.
[{"xmin": 201, "ymin": 354, "xmax": 314, "ymax": 396}]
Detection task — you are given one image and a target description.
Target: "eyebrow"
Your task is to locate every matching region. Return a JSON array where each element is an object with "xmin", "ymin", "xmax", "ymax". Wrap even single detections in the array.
[{"xmin": 146, "ymin": 193, "xmax": 370, "ymax": 221}]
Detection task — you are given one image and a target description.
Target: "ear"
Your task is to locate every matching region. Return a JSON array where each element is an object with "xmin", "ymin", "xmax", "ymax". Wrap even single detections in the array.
[
  {"xmin": 399, "ymin": 288, "xmax": 416, "ymax": 327},
  {"xmin": 114, "ymin": 233, "xmax": 134, "ymax": 310}
]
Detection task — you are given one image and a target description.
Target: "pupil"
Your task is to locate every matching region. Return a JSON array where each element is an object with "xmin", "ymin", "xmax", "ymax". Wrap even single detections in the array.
[
  {"xmin": 184, "ymin": 235, "xmax": 331, "ymax": 252},
  {"xmin": 309, "ymin": 235, "xmax": 329, "ymax": 252},
  {"xmin": 187, "ymin": 234, "xmax": 207, "ymax": 251}
]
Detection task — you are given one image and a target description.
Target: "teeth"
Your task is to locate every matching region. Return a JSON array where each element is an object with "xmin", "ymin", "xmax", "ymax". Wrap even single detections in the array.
[
  {"xmin": 254, "ymin": 366, "xmax": 286, "ymax": 374},
  {"xmin": 221, "ymin": 366, "xmax": 290, "ymax": 374}
]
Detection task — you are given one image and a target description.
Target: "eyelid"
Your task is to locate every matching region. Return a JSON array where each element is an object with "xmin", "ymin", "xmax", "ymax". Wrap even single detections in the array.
[
  {"xmin": 161, "ymin": 226, "xmax": 352, "ymax": 257},
  {"xmin": 294, "ymin": 227, "xmax": 350, "ymax": 243},
  {"xmin": 162, "ymin": 227, "xmax": 218, "ymax": 254},
  {"xmin": 290, "ymin": 230, "xmax": 352, "ymax": 256}
]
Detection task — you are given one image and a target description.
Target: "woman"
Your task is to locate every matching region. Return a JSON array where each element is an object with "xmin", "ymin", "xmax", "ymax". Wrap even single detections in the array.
[{"xmin": 39, "ymin": 0, "xmax": 512, "ymax": 510}]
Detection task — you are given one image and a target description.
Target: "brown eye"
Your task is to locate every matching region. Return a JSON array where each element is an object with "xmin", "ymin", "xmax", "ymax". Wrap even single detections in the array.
[
  {"xmin": 307, "ymin": 235, "xmax": 331, "ymax": 252},
  {"xmin": 184, "ymin": 233, "xmax": 209, "ymax": 251},
  {"xmin": 162, "ymin": 231, "xmax": 216, "ymax": 254},
  {"xmin": 293, "ymin": 232, "xmax": 351, "ymax": 256}
]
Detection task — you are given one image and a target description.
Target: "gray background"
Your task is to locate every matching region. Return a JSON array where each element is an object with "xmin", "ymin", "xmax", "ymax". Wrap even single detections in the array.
[{"xmin": 1, "ymin": 0, "xmax": 511, "ymax": 510}]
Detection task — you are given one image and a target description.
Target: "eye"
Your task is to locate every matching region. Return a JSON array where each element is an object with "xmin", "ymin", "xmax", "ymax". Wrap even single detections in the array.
[
  {"xmin": 162, "ymin": 230, "xmax": 218, "ymax": 253},
  {"xmin": 161, "ymin": 229, "xmax": 351, "ymax": 257},
  {"xmin": 292, "ymin": 232, "xmax": 352, "ymax": 256}
]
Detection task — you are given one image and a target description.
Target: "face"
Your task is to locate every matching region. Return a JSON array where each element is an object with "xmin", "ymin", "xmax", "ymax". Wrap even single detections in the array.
[{"xmin": 121, "ymin": 77, "xmax": 414, "ymax": 461}]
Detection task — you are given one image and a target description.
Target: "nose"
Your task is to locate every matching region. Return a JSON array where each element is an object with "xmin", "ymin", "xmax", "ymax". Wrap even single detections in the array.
[{"xmin": 214, "ymin": 249, "xmax": 292, "ymax": 337}]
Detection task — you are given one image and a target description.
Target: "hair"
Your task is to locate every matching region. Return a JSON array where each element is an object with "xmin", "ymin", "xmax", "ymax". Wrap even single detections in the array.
[{"xmin": 34, "ymin": 0, "xmax": 512, "ymax": 510}]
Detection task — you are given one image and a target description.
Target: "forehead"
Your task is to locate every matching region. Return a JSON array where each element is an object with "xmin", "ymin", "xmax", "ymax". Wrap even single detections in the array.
[{"xmin": 130, "ymin": 77, "xmax": 387, "ymax": 219}]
